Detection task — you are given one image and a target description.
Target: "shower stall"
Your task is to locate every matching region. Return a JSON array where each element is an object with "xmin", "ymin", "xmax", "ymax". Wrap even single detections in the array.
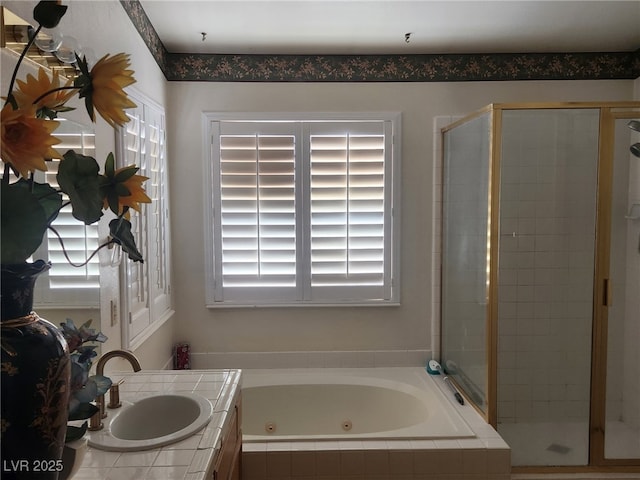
[{"xmin": 440, "ymin": 102, "xmax": 640, "ymax": 470}]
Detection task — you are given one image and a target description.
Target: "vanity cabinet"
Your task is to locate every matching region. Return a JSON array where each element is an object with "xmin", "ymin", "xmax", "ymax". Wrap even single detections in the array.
[{"xmin": 213, "ymin": 396, "xmax": 241, "ymax": 480}]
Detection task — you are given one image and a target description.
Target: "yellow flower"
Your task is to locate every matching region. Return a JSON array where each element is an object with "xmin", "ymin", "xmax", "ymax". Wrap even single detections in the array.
[
  {"xmin": 1, "ymin": 104, "xmax": 60, "ymax": 178},
  {"xmin": 88, "ymin": 53, "xmax": 136, "ymax": 128},
  {"xmin": 14, "ymin": 68, "xmax": 75, "ymax": 113},
  {"xmin": 103, "ymin": 166, "xmax": 151, "ymax": 219}
]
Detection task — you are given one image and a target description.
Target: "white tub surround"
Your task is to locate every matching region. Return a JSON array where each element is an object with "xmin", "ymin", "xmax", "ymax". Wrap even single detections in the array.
[
  {"xmin": 242, "ymin": 367, "xmax": 511, "ymax": 480},
  {"xmin": 75, "ymin": 369, "xmax": 241, "ymax": 480},
  {"xmin": 243, "ymin": 367, "xmax": 473, "ymax": 442}
]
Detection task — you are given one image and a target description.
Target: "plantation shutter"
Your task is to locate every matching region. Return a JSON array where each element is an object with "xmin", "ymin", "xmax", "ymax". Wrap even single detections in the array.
[
  {"xmin": 145, "ymin": 105, "xmax": 171, "ymax": 316},
  {"xmin": 205, "ymin": 115, "xmax": 398, "ymax": 306},
  {"xmin": 306, "ymin": 121, "xmax": 392, "ymax": 301},
  {"xmin": 120, "ymin": 103, "xmax": 149, "ymax": 339},
  {"xmin": 33, "ymin": 119, "xmax": 100, "ymax": 307},
  {"xmin": 118, "ymin": 90, "xmax": 173, "ymax": 347},
  {"xmin": 212, "ymin": 122, "xmax": 299, "ymax": 303}
]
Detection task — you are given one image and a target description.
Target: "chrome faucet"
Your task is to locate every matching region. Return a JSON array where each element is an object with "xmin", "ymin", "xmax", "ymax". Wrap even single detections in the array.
[{"xmin": 89, "ymin": 350, "xmax": 142, "ymax": 430}]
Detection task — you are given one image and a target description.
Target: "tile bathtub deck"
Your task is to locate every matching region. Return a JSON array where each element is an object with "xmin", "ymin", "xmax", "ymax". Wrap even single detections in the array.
[{"xmin": 242, "ymin": 372, "xmax": 511, "ymax": 480}]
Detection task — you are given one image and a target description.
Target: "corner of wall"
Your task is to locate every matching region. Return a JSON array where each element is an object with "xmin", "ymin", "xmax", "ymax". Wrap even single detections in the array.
[{"xmin": 131, "ymin": 315, "xmax": 175, "ymax": 370}]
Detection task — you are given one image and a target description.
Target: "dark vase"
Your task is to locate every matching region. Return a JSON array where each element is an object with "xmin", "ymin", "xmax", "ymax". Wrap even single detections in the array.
[{"xmin": 1, "ymin": 261, "xmax": 71, "ymax": 480}]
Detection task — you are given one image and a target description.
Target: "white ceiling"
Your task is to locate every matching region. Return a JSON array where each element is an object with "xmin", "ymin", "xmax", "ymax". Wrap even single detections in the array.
[{"xmin": 139, "ymin": 0, "xmax": 640, "ymax": 55}]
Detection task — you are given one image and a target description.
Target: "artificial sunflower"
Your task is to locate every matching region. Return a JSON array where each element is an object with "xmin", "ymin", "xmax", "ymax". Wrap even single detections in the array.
[
  {"xmin": 101, "ymin": 154, "xmax": 151, "ymax": 219},
  {"xmin": 111, "ymin": 170, "xmax": 151, "ymax": 217},
  {"xmin": 0, "ymin": 104, "xmax": 60, "ymax": 178},
  {"xmin": 77, "ymin": 53, "xmax": 136, "ymax": 128},
  {"xmin": 13, "ymin": 68, "xmax": 75, "ymax": 116}
]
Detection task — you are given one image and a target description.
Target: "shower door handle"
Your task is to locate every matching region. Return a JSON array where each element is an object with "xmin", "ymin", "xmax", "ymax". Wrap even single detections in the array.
[{"xmin": 603, "ymin": 278, "xmax": 612, "ymax": 307}]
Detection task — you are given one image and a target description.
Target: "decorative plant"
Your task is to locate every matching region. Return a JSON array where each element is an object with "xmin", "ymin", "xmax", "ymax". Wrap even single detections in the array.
[
  {"xmin": 0, "ymin": 0, "xmax": 150, "ymax": 445},
  {"xmin": 1, "ymin": 0, "xmax": 150, "ymax": 268},
  {"xmin": 59, "ymin": 319, "xmax": 111, "ymax": 442}
]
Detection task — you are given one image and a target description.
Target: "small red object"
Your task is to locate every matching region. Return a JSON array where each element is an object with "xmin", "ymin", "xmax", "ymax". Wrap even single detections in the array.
[{"xmin": 174, "ymin": 342, "xmax": 190, "ymax": 370}]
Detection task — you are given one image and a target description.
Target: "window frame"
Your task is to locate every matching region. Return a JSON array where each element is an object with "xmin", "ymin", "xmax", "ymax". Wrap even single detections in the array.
[{"xmin": 202, "ymin": 112, "xmax": 401, "ymax": 307}]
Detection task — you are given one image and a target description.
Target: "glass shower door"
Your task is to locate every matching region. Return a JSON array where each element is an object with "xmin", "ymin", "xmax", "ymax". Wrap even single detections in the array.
[
  {"xmin": 441, "ymin": 112, "xmax": 491, "ymax": 415},
  {"xmin": 496, "ymin": 108, "xmax": 600, "ymax": 466},
  {"xmin": 603, "ymin": 116, "xmax": 640, "ymax": 460}
]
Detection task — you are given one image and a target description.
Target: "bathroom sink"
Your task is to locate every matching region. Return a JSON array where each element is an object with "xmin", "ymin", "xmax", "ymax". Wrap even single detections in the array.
[{"xmin": 88, "ymin": 393, "xmax": 213, "ymax": 451}]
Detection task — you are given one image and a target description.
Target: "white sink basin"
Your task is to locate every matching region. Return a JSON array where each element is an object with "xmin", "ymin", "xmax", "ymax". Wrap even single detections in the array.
[{"xmin": 88, "ymin": 393, "xmax": 213, "ymax": 451}]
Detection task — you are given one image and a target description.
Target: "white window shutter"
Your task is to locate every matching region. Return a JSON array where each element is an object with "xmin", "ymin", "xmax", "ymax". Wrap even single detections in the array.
[
  {"xmin": 205, "ymin": 114, "xmax": 398, "ymax": 306},
  {"xmin": 118, "ymin": 91, "xmax": 173, "ymax": 347},
  {"xmin": 212, "ymin": 122, "xmax": 299, "ymax": 303},
  {"xmin": 307, "ymin": 121, "xmax": 391, "ymax": 301},
  {"xmin": 33, "ymin": 120, "xmax": 100, "ymax": 307},
  {"xmin": 145, "ymin": 104, "xmax": 171, "ymax": 316},
  {"xmin": 120, "ymin": 103, "xmax": 150, "ymax": 339}
]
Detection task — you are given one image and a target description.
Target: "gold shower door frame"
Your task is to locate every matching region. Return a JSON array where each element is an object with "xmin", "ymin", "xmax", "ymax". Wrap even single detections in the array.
[
  {"xmin": 589, "ymin": 105, "xmax": 640, "ymax": 470},
  {"xmin": 444, "ymin": 101, "xmax": 640, "ymax": 474}
]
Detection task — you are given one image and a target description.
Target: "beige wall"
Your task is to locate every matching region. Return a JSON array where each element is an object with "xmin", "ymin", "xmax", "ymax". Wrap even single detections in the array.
[{"xmin": 167, "ymin": 80, "xmax": 635, "ymax": 360}]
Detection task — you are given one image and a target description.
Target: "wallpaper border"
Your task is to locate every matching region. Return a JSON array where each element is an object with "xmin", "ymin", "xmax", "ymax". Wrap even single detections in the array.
[{"xmin": 121, "ymin": 0, "xmax": 640, "ymax": 82}]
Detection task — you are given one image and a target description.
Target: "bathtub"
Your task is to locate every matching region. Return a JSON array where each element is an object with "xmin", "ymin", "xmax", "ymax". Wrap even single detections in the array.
[{"xmin": 241, "ymin": 367, "xmax": 475, "ymax": 442}]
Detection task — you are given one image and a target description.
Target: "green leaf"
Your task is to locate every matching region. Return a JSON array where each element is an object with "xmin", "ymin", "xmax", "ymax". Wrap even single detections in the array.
[
  {"xmin": 114, "ymin": 166, "xmax": 138, "ymax": 183},
  {"xmin": 83, "ymin": 94, "xmax": 95, "ymax": 122},
  {"xmin": 115, "ymin": 183, "xmax": 131, "ymax": 197},
  {"xmin": 57, "ymin": 150, "xmax": 104, "ymax": 224},
  {"xmin": 67, "ymin": 403, "xmax": 98, "ymax": 422},
  {"xmin": 65, "ymin": 422, "xmax": 88, "ymax": 443},
  {"xmin": 107, "ymin": 192, "xmax": 120, "ymax": 216},
  {"xmin": 1, "ymin": 182, "xmax": 51, "ymax": 263},
  {"xmin": 31, "ymin": 180, "xmax": 63, "ymax": 222},
  {"xmin": 104, "ymin": 152, "xmax": 115, "ymax": 178},
  {"xmin": 33, "ymin": 1, "xmax": 68, "ymax": 29},
  {"xmin": 109, "ymin": 218, "xmax": 144, "ymax": 262},
  {"xmin": 75, "ymin": 54, "xmax": 91, "ymax": 78}
]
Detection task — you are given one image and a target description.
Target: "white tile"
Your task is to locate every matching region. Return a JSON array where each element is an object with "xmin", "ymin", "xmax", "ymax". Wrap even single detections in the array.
[
  {"xmin": 115, "ymin": 451, "xmax": 159, "ymax": 468},
  {"xmin": 104, "ymin": 466, "xmax": 150, "ymax": 480},
  {"xmin": 82, "ymin": 449, "xmax": 120, "ymax": 468},
  {"xmin": 72, "ymin": 467, "xmax": 110, "ymax": 479},
  {"xmin": 144, "ymin": 466, "xmax": 189, "ymax": 479},
  {"xmin": 154, "ymin": 449, "xmax": 195, "ymax": 466}
]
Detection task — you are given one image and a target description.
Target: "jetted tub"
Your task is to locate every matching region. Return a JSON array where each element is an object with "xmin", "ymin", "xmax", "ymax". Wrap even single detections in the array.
[{"xmin": 242, "ymin": 367, "xmax": 475, "ymax": 442}]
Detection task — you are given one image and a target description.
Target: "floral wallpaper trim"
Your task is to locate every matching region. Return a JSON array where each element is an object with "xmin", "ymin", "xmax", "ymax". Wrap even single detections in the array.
[
  {"xmin": 119, "ymin": 0, "xmax": 169, "ymax": 73},
  {"xmin": 164, "ymin": 52, "xmax": 640, "ymax": 82},
  {"xmin": 121, "ymin": 1, "xmax": 640, "ymax": 82}
]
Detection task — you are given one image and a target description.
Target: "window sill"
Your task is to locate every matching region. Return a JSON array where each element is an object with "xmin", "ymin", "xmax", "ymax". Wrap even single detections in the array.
[
  {"xmin": 128, "ymin": 308, "xmax": 175, "ymax": 351},
  {"xmin": 205, "ymin": 302, "xmax": 400, "ymax": 309}
]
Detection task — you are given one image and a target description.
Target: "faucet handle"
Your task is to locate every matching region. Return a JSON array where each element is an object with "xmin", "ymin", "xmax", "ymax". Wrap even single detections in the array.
[
  {"xmin": 88, "ymin": 401, "xmax": 104, "ymax": 431},
  {"xmin": 107, "ymin": 379, "xmax": 125, "ymax": 409}
]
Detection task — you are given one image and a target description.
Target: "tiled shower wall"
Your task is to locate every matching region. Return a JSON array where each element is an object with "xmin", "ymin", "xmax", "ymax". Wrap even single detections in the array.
[
  {"xmin": 496, "ymin": 109, "xmax": 600, "ymax": 425},
  {"xmin": 434, "ymin": 109, "xmax": 601, "ymax": 423}
]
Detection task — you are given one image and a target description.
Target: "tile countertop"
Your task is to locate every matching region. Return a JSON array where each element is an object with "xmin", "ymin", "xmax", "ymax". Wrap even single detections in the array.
[{"xmin": 74, "ymin": 369, "xmax": 242, "ymax": 480}]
